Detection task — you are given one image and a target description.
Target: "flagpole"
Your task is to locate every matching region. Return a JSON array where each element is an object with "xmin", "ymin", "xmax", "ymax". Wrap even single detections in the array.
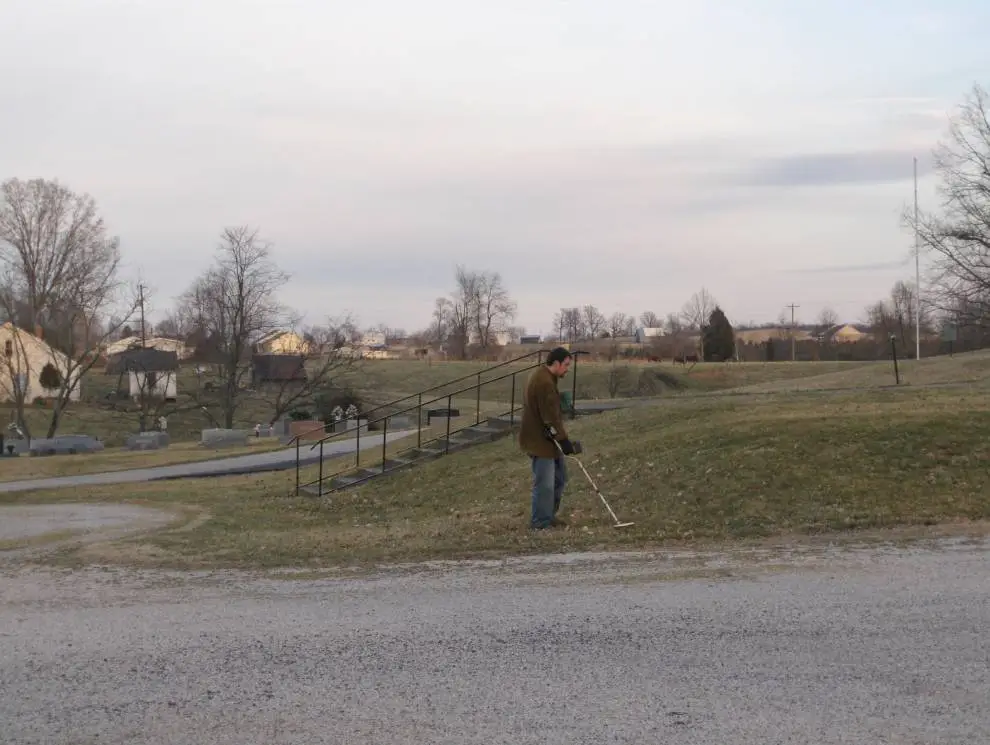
[{"xmin": 914, "ymin": 156, "xmax": 921, "ymax": 360}]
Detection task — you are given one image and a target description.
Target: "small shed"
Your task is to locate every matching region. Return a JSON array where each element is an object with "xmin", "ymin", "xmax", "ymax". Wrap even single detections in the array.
[{"xmin": 106, "ymin": 349, "xmax": 179, "ymax": 401}]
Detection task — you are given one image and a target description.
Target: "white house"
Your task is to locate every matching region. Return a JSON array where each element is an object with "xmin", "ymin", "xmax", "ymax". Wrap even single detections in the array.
[
  {"xmin": 634, "ymin": 326, "xmax": 665, "ymax": 344},
  {"xmin": 0, "ymin": 323, "xmax": 83, "ymax": 402},
  {"xmin": 106, "ymin": 349, "xmax": 179, "ymax": 402}
]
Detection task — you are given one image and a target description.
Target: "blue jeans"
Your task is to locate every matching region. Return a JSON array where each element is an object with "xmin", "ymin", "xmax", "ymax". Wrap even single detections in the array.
[{"xmin": 530, "ymin": 455, "xmax": 568, "ymax": 528}]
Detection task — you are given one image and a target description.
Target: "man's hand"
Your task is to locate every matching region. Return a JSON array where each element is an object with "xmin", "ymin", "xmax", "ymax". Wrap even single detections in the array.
[{"xmin": 559, "ymin": 439, "xmax": 578, "ymax": 455}]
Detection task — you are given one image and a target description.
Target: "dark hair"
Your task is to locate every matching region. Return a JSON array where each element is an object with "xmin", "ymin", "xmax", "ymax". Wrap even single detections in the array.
[{"xmin": 545, "ymin": 346, "xmax": 572, "ymax": 366}]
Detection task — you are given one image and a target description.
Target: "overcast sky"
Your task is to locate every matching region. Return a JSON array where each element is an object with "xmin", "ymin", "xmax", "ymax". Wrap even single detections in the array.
[{"xmin": 3, "ymin": 0, "xmax": 988, "ymax": 335}]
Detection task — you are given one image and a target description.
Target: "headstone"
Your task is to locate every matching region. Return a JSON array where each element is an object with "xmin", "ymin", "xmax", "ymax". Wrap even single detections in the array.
[
  {"xmin": 388, "ymin": 414, "xmax": 415, "ymax": 430},
  {"xmin": 125, "ymin": 431, "xmax": 170, "ymax": 451},
  {"xmin": 287, "ymin": 420, "xmax": 326, "ymax": 441},
  {"xmin": 343, "ymin": 416, "xmax": 369, "ymax": 434},
  {"xmin": 200, "ymin": 428, "xmax": 250, "ymax": 448},
  {"xmin": 28, "ymin": 434, "xmax": 105, "ymax": 457}
]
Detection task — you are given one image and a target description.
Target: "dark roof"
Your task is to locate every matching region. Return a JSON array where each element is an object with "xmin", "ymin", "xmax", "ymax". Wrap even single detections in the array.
[
  {"xmin": 252, "ymin": 354, "xmax": 307, "ymax": 383},
  {"xmin": 105, "ymin": 349, "xmax": 179, "ymax": 374}
]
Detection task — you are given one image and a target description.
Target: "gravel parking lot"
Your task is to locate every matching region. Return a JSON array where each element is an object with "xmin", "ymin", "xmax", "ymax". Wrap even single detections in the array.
[{"xmin": 2, "ymin": 533, "xmax": 988, "ymax": 744}]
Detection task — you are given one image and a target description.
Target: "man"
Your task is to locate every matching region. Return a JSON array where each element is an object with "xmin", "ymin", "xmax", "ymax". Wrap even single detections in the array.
[{"xmin": 519, "ymin": 346, "xmax": 579, "ymax": 530}]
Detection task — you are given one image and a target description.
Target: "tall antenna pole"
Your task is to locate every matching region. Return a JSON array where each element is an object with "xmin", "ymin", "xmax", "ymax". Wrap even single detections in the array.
[
  {"xmin": 914, "ymin": 157, "xmax": 921, "ymax": 361},
  {"xmin": 139, "ymin": 283, "xmax": 147, "ymax": 348}
]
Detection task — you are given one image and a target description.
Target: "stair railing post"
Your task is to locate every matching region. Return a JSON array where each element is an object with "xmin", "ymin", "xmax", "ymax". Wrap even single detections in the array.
[
  {"xmin": 417, "ymin": 392, "xmax": 422, "ymax": 448},
  {"xmin": 571, "ymin": 352, "xmax": 579, "ymax": 419},
  {"xmin": 318, "ymin": 440, "xmax": 324, "ymax": 497},
  {"xmin": 510, "ymin": 372, "xmax": 516, "ymax": 426},
  {"xmin": 295, "ymin": 436, "xmax": 300, "ymax": 495},
  {"xmin": 355, "ymin": 414, "xmax": 360, "ymax": 467},
  {"xmin": 445, "ymin": 394, "xmax": 452, "ymax": 454},
  {"xmin": 382, "ymin": 415, "xmax": 388, "ymax": 472},
  {"xmin": 476, "ymin": 372, "xmax": 482, "ymax": 425}
]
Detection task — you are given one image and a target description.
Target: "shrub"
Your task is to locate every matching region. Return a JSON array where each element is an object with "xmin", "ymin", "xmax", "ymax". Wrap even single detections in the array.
[{"xmin": 39, "ymin": 363, "xmax": 62, "ymax": 391}]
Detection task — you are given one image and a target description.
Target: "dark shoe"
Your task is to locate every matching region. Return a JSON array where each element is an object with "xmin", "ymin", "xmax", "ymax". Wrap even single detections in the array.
[{"xmin": 550, "ymin": 517, "xmax": 568, "ymax": 527}]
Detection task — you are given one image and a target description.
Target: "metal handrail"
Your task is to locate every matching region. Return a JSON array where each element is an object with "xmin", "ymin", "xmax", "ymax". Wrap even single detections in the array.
[
  {"xmin": 293, "ymin": 347, "xmax": 585, "ymax": 496},
  {"xmin": 284, "ymin": 348, "xmax": 550, "ymax": 447},
  {"xmin": 296, "ymin": 361, "xmax": 541, "ymax": 495},
  {"xmin": 306, "ymin": 358, "xmax": 542, "ymax": 450}
]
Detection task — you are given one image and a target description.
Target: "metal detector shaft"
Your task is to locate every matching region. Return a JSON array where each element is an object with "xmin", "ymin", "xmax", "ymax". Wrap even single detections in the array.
[{"xmin": 553, "ymin": 439, "xmax": 633, "ymax": 527}]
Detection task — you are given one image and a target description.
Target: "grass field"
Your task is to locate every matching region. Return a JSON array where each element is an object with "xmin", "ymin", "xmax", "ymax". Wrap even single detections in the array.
[
  {"xmin": 343, "ymin": 357, "xmax": 878, "ymax": 404},
  {"xmin": 8, "ymin": 357, "xmax": 990, "ymax": 570},
  {"xmin": 10, "ymin": 348, "xmax": 979, "ymax": 451}
]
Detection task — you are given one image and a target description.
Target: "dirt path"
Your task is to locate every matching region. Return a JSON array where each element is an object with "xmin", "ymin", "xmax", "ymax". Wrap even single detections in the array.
[{"xmin": 0, "ymin": 503, "xmax": 182, "ymax": 562}]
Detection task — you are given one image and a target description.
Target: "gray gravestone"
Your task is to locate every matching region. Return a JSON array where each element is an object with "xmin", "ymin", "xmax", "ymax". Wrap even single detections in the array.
[
  {"xmin": 28, "ymin": 434, "xmax": 105, "ymax": 457},
  {"xmin": 200, "ymin": 428, "xmax": 250, "ymax": 448},
  {"xmin": 388, "ymin": 415, "xmax": 415, "ymax": 430},
  {"xmin": 125, "ymin": 431, "xmax": 170, "ymax": 451}
]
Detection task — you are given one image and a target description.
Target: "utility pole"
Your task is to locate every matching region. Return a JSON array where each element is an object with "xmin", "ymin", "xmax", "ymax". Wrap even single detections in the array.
[
  {"xmin": 786, "ymin": 303, "xmax": 799, "ymax": 361},
  {"xmin": 914, "ymin": 156, "xmax": 921, "ymax": 361},
  {"xmin": 138, "ymin": 283, "xmax": 147, "ymax": 348}
]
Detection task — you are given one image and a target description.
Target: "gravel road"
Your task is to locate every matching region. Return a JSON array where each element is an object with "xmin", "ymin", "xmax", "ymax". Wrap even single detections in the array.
[{"xmin": 2, "ymin": 536, "xmax": 988, "ymax": 744}]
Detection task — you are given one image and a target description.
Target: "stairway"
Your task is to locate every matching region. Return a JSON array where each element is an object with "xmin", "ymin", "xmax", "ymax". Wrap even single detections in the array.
[{"xmin": 299, "ymin": 415, "xmax": 517, "ymax": 496}]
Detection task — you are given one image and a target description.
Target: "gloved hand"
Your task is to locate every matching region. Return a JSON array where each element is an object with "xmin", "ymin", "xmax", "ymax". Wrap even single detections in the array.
[
  {"xmin": 543, "ymin": 424, "xmax": 559, "ymax": 441},
  {"xmin": 559, "ymin": 438, "xmax": 581, "ymax": 455}
]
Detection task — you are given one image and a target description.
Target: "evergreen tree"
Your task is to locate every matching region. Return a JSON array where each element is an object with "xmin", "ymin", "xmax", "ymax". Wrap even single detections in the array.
[
  {"xmin": 702, "ymin": 306, "xmax": 735, "ymax": 361},
  {"xmin": 39, "ymin": 362, "xmax": 62, "ymax": 392}
]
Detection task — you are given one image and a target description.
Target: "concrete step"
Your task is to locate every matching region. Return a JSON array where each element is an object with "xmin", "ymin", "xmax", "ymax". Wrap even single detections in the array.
[
  {"xmin": 453, "ymin": 425, "xmax": 506, "ymax": 442},
  {"xmin": 406, "ymin": 446, "xmax": 444, "ymax": 460}
]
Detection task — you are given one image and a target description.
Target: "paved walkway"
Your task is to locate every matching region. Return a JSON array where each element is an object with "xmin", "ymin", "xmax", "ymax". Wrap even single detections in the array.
[{"xmin": 0, "ymin": 430, "xmax": 417, "ymax": 494}]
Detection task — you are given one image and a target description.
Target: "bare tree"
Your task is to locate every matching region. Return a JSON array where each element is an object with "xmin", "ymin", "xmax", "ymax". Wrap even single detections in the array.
[
  {"xmin": 552, "ymin": 307, "xmax": 584, "ymax": 341},
  {"xmin": 640, "ymin": 311, "xmax": 662, "ymax": 328},
  {"xmin": 248, "ymin": 318, "xmax": 357, "ymax": 426},
  {"xmin": 180, "ymin": 226, "xmax": 292, "ymax": 428},
  {"xmin": 664, "ymin": 313, "xmax": 684, "ymax": 336},
  {"xmin": 430, "ymin": 297, "xmax": 452, "ymax": 345},
  {"xmin": 99, "ymin": 347, "xmax": 194, "ymax": 433},
  {"xmin": 473, "ymin": 269, "xmax": 517, "ymax": 348},
  {"xmin": 582, "ymin": 305, "xmax": 607, "ymax": 338},
  {"xmin": 0, "ymin": 178, "xmax": 121, "ymax": 330},
  {"xmin": 446, "ymin": 267, "xmax": 478, "ymax": 358},
  {"xmin": 681, "ymin": 288, "xmax": 717, "ymax": 331},
  {"xmin": 908, "ymin": 83, "xmax": 990, "ymax": 327},
  {"xmin": 607, "ymin": 312, "xmax": 631, "ymax": 338},
  {"xmin": 864, "ymin": 281, "xmax": 935, "ymax": 350},
  {"xmin": 0, "ymin": 177, "xmax": 136, "ymax": 438},
  {"xmin": 817, "ymin": 307, "xmax": 839, "ymax": 330}
]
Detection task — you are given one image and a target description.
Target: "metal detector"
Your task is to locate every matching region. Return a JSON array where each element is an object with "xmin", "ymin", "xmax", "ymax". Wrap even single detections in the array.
[{"xmin": 553, "ymin": 439, "xmax": 634, "ymax": 529}]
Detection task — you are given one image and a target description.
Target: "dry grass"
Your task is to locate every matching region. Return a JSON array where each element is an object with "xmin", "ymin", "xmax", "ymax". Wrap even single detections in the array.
[
  {"xmin": 346, "ymin": 357, "xmax": 874, "ymax": 403},
  {"xmin": 7, "ymin": 379, "xmax": 990, "ymax": 570},
  {"xmin": 728, "ymin": 349, "xmax": 990, "ymax": 393},
  {"xmin": 0, "ymin": 438, "xmax": 286, "ymax": 482}
]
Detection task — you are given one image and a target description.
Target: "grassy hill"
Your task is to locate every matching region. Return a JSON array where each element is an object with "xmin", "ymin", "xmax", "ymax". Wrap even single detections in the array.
[
  {"xmin": 343, "ymin": 358, "xmax": 875, "ymax": 403},
  {"xmin": 9, "ymin": 354, "xmax": 990, "ymax": 569}
]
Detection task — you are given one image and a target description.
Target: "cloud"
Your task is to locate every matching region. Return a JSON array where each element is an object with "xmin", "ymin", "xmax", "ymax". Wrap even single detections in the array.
[
  {"xmin": 737, "ymin": 150, "xmax": 933, "ymax": 188},
  {"xmin": 787, "ymin": 259, "xmax": 913, "ymax": 274}
]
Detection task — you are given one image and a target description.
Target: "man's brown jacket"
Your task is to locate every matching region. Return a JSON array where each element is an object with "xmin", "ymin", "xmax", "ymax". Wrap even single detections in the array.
[{"xmin": 518, "ymin": 365, "xmax": 568, "ymax": 458}]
